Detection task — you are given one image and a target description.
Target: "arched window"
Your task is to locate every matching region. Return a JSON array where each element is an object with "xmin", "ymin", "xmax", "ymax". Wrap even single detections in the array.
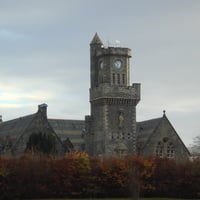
[
  {"xmin": 155, "ymin": 141, "xmax": 164, "ymax": 158},
  {"xmin": 167, "ymin": 142, "xmax": 175, "ymax": 158},
  {"xmin": 155, "ymin": 139, "xmax": 176, "ymax": 159}
]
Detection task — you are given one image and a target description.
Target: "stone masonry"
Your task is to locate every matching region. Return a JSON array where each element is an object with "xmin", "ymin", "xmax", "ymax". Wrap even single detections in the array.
[{"xmin": 85, "ymin": 33, "xmax": 141, "ymax": 157}]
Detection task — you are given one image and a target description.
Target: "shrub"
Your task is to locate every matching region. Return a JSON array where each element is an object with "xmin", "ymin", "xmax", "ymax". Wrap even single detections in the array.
[{"xmin": 0, "ymin": 154, "xmax": 199, "ymax": 199}]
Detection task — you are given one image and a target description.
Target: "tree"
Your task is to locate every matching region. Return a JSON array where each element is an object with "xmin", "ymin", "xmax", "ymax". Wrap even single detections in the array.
[
  {"xmin": 190, "ymin": 135, "xmax": 200, "ymax": 156},
  {"xmin": 26, "ymin": 132, "xmax": 56, "ymax": 155},
  {"xmin": 125, "ymin": 156, "xmax": 155, "ymax": 200}
]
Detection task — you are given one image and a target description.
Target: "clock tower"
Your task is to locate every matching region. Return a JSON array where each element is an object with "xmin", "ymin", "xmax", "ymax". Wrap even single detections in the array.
[{"xmin": 85, "ymin": 33, "xmax": 140, "ymax": 157}]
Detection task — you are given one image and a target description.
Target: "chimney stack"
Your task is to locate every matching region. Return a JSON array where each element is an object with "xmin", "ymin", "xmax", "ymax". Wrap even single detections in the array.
[{"xmin": 38, "ymin": 103, "xmax": 48, "ymax": 118}]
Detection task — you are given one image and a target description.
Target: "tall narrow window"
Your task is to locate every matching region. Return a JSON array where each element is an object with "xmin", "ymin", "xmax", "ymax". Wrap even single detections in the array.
[
  {"xmin": 117, "ymin": 73, "xmax": 120, "ymax": 84},
  {"xmin": 122, "ymin": 74, "xmax": 125, "ymax": 85},
  {"xmin": 112, "ymin": 73, "xmax": 115, "ymax": 84},
  {"xmin": 155, "ymin": 141, "xmax": 164, "ymax": 158},
  {"xmin": 167, "ymin": 142, "xmax": 175, "ymax": 158}
]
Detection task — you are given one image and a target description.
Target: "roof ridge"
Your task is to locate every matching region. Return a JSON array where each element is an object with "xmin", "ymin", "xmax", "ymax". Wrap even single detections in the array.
[
  {"xmin": 0, "ymin": 113, "xmax": 36, "ymax": 125},
  {"xmin": 137, "ymin": 116, "xmax": 163, "ymax": 124}
]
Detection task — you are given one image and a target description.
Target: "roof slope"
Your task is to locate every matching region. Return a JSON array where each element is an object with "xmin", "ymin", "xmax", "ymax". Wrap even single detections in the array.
[
  {"xmin": 0, "ymin": 114, "xmax": 35, "ymax": 139},
  {"xmin": 136, "ymin": 117, "xmax": 162, "ymax": 149},
  {"xmin": 48, "ymin": 119, "xmax": 85, "ymax": 146},
  {"xmin": 0, "ymin": 113, "xmax": 36, "ymax": 155},
  {"xmin": 48, "ymin": 119, "xmax": 84, "ymax": 130},
  {"xmin": 136, "ymin": 114, "xmax": 190, "ymax": 158}
]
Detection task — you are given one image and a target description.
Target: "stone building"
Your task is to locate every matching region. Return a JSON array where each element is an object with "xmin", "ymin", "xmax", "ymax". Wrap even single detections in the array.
[
  {"xmin": 0, "ymin": 104, "xmax": 72, "ymax": 156},
  {"xmin": 83, "ymin": 33, "xmax": 190, "ymax": 161},
  {"xmin": 84, "ymin": 33, "xmax": 140, "ymax": 157},
  {"xmin": 137, "ymin": 111, "xmax": 190, "ymax": 162},
  {"xmin": 0, "ymin": 33, "xmax": 190, "ymax": 161},
  {"xmin": 48, "ymin": 118, "xmax": 84, "ymax": 151}
]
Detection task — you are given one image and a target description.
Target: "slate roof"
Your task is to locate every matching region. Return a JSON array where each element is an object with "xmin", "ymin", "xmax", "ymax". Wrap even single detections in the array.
[
  {"xmin": 136, "ymin": 114, "xmax": 190, "ymax": 157},
  {"xmin": 136, "ymin": 117, "xmax": 162, "ymax": 149},
  {"xmin": 0, "ymin": 114, "xmax": 36, "ymax": 139},
  {"xmin": 0, "ymin": 109, "xmax": 165, "ymax": 154},
  {"xmin": 48, "ymin": 119, "xmax": 84, "ymax": 130},
  {"xmin": 0, "ymin": 113, "xmax": 37, "ymax": 155},
  {"xmin": 48, "ymin": 119, "xmax": 85, "ymax": 149},
  {"xmin": 0, "ymin": 107, "xmax": 72, "ymax": 155},
  {"xmin": 0, "ymin": 104, "xmax": 190, "ymax": 157}
]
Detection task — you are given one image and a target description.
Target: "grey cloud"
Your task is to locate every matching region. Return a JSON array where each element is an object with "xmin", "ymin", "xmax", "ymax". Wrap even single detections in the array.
[{"xmin": 0, "ymin": 0, "xmax": 199, "ymax": 147}]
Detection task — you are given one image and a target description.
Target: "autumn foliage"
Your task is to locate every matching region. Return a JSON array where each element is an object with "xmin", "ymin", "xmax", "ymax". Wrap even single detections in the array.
[{"xmin": 0, "ymin": 153, "xmax": 200, "ymax": 199}]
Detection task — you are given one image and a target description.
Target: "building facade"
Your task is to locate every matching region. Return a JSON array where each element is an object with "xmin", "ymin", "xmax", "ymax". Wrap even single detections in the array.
[
  {"xmin": 0, "ymin": 33, "xmax": 190, "ymax": 161},
  {"xmin": 84, "ymin": 33, "xmax": 190, "ymax": 161},
  {"xmin": 0, "ymin": 104, "xmax": 66, "ymax": 156},
  {"xmin": 84, "ymin": 33, "xmax": 140, "ymax": 157},
  {"xmin": 136, "ymin": 112, "xmax": 190, "ymax": 162}
]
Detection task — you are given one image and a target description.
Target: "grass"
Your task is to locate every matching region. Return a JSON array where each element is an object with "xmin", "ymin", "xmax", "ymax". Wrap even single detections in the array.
[{"xmin": 30, "ymin": 198, "xmax": 200, "ymax": 200}]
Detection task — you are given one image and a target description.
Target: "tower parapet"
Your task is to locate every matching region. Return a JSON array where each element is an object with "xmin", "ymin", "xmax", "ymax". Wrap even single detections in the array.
[
  {"xmin": 90, "ymin": 83, "xmax": 140, "ymax": 103},
  {"xmin": 96, "ymin": 47, "xmax": 131, "ymax": 57}
]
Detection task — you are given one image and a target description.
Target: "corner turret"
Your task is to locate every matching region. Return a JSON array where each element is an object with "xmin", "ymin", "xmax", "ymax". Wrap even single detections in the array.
[{"xmin": 90, "ymin": 33, "xmax": 103, "ymax": 46}]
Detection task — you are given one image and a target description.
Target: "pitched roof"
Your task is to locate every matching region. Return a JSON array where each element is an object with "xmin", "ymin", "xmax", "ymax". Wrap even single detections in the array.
[
  {"xmin": 136, "ymin": 114, "xmax": 190, "ymax": 156},
  {"xmin": 0, "ymin": 113, "xmax": 37, "ymax": 155},
  {"xmin": 48, "ymin": 119, "xmax": 84, "ymax": 130},
  {"xmin": 48, "ymin": 119, "xmax": 85, "ymax": 146},
  {"xmin": 0, "ymin": 111, "xmax": 70, "ymax": 155},
  {"xmin": 0, "ymin": 104, "xmax": 48, "ymax": 140},
  {"xmin": 0, "ymin": 114, "xmax": 35, "ymax": 139},
  {"xmin": 136, "ymin": 117, "xmax": 163, "ymax": 149}
]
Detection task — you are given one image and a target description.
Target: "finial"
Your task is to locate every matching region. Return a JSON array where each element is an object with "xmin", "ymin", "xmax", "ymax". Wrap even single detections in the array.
[{"xmin": 163, "ymin": 110, "xmax": 166, "ymax": 116}]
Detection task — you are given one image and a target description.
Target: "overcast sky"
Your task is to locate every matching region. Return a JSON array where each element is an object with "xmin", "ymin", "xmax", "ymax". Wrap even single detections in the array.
[{"xmin": 0, "ymin": 0, "xmax": 199, "ymax": 147}]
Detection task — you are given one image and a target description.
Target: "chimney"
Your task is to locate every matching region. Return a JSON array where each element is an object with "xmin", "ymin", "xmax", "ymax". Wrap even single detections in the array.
[
  {"xmin": 38, "ymin": 103, "xmax": 48, "ymax": 118},
  {"xmin": 0, "ymin": 115, "xmax": 2, "ymax": 123}
]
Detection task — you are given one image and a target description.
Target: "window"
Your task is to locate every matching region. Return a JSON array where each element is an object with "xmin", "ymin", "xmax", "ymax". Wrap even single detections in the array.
[
  {"xmin": 122, "ymin": 74, "xmax": 125, "ymax": 84},
  {"xmin": 155, "ymin": 141, "xmax": 164, "ymax": 158},
  {"xmin": 112, "ymin": 73, "xmax": 115, "ymax": 84},
  {"xmin": 117, "ymin": 149, "xmax": 126, "ymax": 158},
  {"xmin": 155, "ymin": 140, "xmax": 175, "ymax": 159},
  {"xmin": 114, "ymin": 148, "xmax": 127, "ymax": 158},
  {"xmin": 167, "ymin": 142, "xmax": 175, "ymax": 158},
  {"xmin": 117, "ymin": 73, "xmax": 120, "ymax": 84}
]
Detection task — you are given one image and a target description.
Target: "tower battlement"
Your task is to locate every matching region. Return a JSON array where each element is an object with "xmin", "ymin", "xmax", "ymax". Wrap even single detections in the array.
[
  {"xmin": 96, "ymin": 47, "xmax": 131, "ymax": 57},
  {"xmin": 90, "ymin": 83, "xmax": 140, "ymax": 103}
]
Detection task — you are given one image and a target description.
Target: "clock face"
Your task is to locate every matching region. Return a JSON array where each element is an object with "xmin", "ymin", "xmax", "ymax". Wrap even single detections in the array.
[{"xmin": 114, "ymin": 60, "xmax": 122, "ymax": 69}]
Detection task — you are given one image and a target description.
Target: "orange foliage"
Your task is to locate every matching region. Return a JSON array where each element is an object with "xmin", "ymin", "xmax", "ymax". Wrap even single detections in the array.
[{"xmin": 0, "ymin": 154, "xmax": 199, "ymax": 199}]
